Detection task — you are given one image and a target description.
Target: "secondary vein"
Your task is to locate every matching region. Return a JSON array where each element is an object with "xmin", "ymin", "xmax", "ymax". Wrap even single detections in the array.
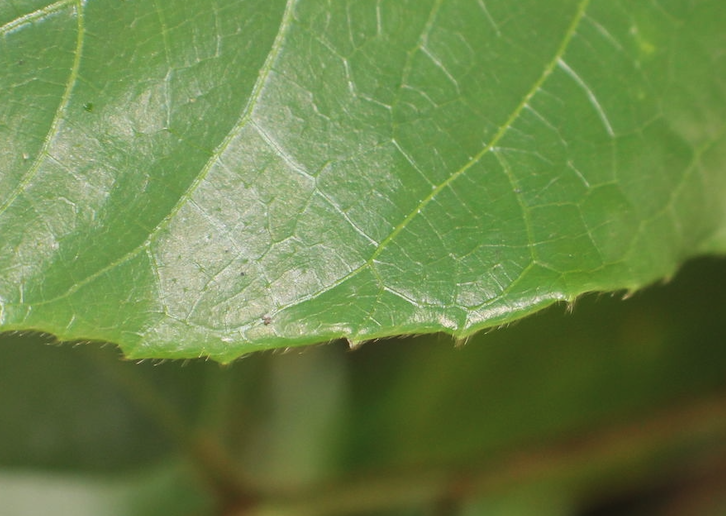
[
  {"xmin": 366, "ymin": 0, "xmax": 591, "ymax": 268},
  {"xmin": 0, "ymin": 0, "xmax": 75, "ymax": 36},
  {"xmin": 0, "ymin": 0, "xmax": 84, "ymax": 216},
  {"xmin": 35, "ymin": 0, "xmax": 299, "ymax": 306},
  {"xmin": 264, "ymin": 0, "xmax": 592, "ymax": 322}
]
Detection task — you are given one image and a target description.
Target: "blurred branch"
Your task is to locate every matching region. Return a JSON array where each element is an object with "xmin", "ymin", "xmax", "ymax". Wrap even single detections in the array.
[
  {"xmin": 243, "ymin": 391, "xmax": 726, "ymax": 516},
  {"xmin": 84, "ymin": 347, "xmax": 259, "ymax": 510}
]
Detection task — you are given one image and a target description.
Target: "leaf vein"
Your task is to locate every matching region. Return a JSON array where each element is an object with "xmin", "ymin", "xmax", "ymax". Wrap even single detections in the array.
[
  {"xmin": 270, "ymin": 0, "xmax": 592, "ymax": 323},
  {"xmin": 0, "ymin": 0, "xmax": 84, "ymax": 217},
  {"xmin": 367, "ymin": 0, "xmax": 591, "ymax": 269},
  {"xmin": 29, "ymin": 0, "xmax": 299, "ymax": 306},
  {"xmin": 0, "ymin": 0, "xmax": 75, "ymax": 36}
]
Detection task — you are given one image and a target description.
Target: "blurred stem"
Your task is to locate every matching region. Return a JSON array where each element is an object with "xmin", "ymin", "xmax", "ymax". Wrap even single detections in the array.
[
  {"xmin": 195, "ymin": 363, "xmax": 238, "ymax": 433},
  {"xmin": 84, "ymin": 347, "xmax": 258, "ymax": 508},
  {"xmin": 246, "ymin": 391, "xmax": 726, "ymax": 516}
]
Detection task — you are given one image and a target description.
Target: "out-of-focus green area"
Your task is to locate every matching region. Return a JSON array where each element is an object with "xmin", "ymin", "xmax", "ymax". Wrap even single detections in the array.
[{"xmin": 1, "ymin": 257, "xmax": 726, "ymax": 515}]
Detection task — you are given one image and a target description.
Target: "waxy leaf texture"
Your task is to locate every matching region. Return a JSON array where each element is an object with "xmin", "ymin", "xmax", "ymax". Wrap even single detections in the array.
[{"xmin": 1, "ymin": 0, "xmax": 725, "ymax": 360}]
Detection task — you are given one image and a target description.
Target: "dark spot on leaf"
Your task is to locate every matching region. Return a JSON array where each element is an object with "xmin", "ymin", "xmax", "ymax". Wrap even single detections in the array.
[
  {"xmin": 240, "ymin": 271, "xmax": 246, "ymax": 277},
  {"xmin": 262, "ymin": 315, "xmax": 272, "ymax": 325},
  {"xmin": 17, "ymin": 60, "xmax": 24, "ymax": 66},
  {"xmin": 83, "ymin": 103, "xmax": 94, "ymax": 113}
]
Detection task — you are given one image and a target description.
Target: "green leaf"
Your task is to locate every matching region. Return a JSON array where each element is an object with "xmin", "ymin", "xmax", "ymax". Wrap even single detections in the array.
[{"xmin": 1, "ymin": 0, "xmax": 725, "ymax": 359}]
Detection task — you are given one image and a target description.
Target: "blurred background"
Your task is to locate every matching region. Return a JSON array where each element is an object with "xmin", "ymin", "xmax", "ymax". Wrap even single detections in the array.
[{"xmin": 1, "ymin": 257, "xmax": 726, "ymax": 516}]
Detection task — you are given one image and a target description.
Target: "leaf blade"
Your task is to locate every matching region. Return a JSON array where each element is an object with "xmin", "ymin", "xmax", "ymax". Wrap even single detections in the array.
[{"xmin": 1, "ymin": 0, "xmax": 725, "ymax": 359}]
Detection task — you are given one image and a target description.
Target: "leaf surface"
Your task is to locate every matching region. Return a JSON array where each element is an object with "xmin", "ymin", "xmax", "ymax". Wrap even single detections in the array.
[{"xmin": 1, "ymin": 0, "xmax": 725, "ymax": 359}]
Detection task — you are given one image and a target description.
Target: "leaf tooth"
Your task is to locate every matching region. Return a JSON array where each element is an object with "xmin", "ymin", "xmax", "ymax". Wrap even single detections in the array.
[{"xmin": 345, "ymin": 337, "xmax": 363, "ymax": 350}]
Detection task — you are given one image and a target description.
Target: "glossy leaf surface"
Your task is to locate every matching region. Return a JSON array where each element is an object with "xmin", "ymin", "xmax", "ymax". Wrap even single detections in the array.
[{"xmin": 1, "ymin": 0, "xmax": 725, "ymax": 359}]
